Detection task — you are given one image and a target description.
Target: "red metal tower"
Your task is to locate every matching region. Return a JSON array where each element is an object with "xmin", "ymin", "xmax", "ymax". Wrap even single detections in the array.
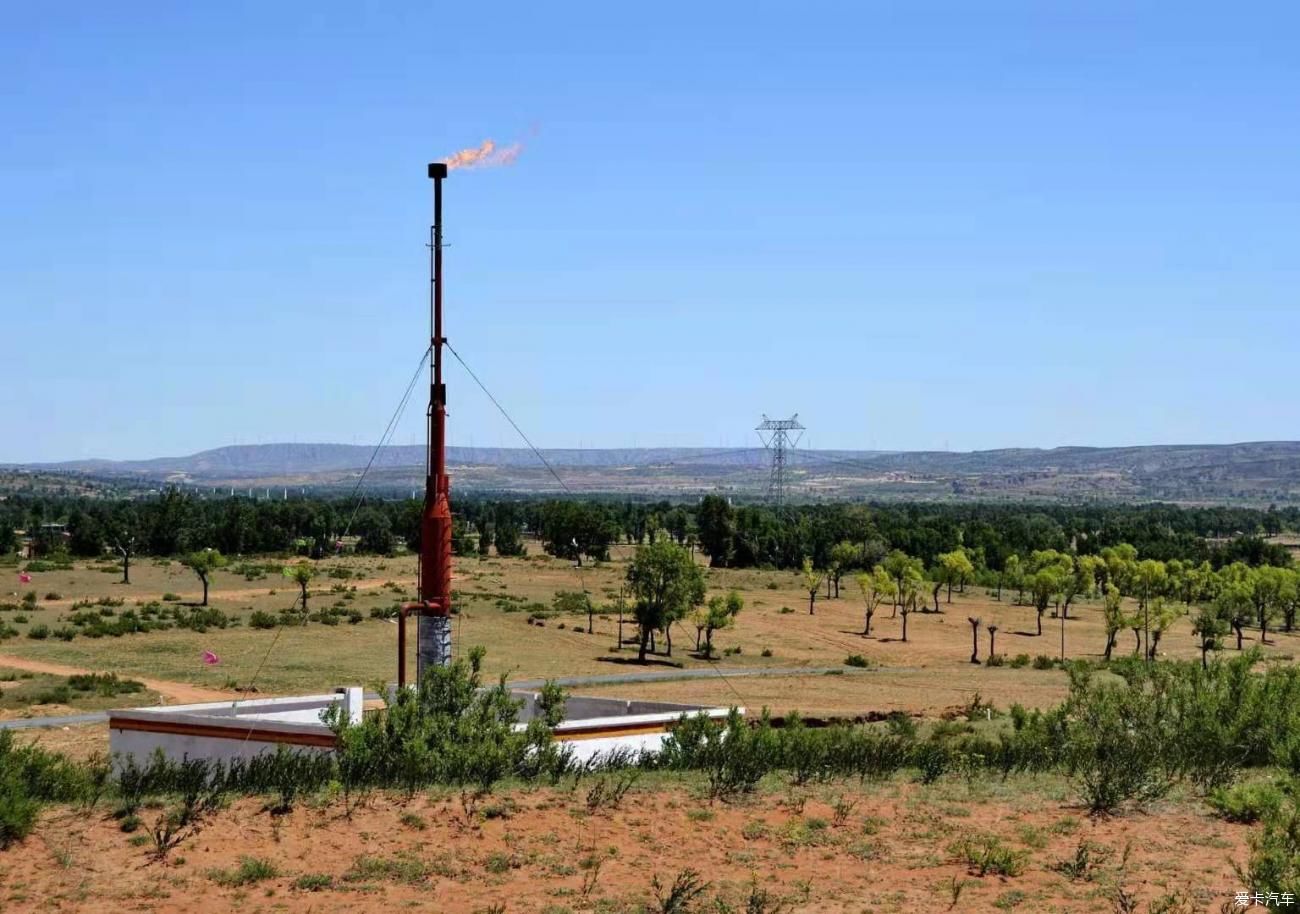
[{"xmin": 398, "ymin": 162, "xmax": 453, "ymax": 686}]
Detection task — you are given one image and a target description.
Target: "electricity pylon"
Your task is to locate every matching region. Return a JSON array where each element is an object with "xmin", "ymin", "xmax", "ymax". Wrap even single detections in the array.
[{"xmin": 756, "ymin": 414, "xmax": 804, "ymax": 510}]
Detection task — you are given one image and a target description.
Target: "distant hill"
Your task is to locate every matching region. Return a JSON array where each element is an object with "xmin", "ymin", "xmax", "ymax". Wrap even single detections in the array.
[{"xmin": 10, "ymin": 441, "xmax": 1300, "ymax": 505}]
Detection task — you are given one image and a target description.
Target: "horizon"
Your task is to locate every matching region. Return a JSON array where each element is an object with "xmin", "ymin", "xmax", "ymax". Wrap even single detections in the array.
[
  {"xmin": 15, "ymin": 437, "xmax": 1300, "ymax": 469},
  {"xmin": 5, "ymin": 4, "xmax": 1300, "ymax": 463}
]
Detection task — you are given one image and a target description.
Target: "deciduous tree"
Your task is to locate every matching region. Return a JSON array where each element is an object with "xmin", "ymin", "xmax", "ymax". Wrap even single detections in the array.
[
  {"xmin": 626, "ymin": 540, "xmax": 705, "ymax": 663},
  {"xmin": 855, "ymin": 567, "xmax": 894, "ymax": 636},
  {"xmin": 181, "ymin": 549, "xmax": 228, "ymax": 607}
]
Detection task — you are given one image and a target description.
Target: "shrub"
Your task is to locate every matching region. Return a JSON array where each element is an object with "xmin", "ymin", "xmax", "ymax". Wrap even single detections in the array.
[
  {"xmin": 844, "ymin": 654, "xmax": 869, "ymax": 668},
  {"xmin": 27, "ymin": 624, "xmax": 49, "ymax": 640},
  {"xmin": 0, "ymin": 779, "xmax": 38, "ymax": 849},
  {"xmin": 43, "ymin": 592, "xmax": 61, "ymax": 601},
  {"xmin": 294, "ymin": 873, "xmax": 334, "ymax": 891},
  {"xmin": 949, "ymin": 834, "xmax": 1027, "ymax": 877},
  {"xmin": 248, "ymin": 611, "xmax": 278, "ymax": 630},
  {"xmin": 1061, "ymin": 671, "xmax": 1171, "ymax": 814},
  {"xmin": 1032, "ymin": 655, "xmax": 1057, "ymax": 670},
  {"xmin": 161, "ymin": 593, "xmax": 181, "ymax": 602},
  {"xmin": 34, "ymin": 685, "xmax": 72, "ymax": 705},
  {"xmin": 53, "ymin": 627, "xmax": 75, "ymax": 642},
  {"xmin": 1208, "ymin": 780, "xmax": 1285, "ymax": 824},
  {"xmin": 209, "ymin": 854, "xmax": 279, "ymax": 886},
  {"xmin": 659, "ymin": 709, "xmax": 778, "ymax": 799},
  {"xmin": 1008, "ymin": 654, "xmax": 1031, "ymax": 669},
  {"xmin": 1241, "ymin": 781, "xmax": 1300, "ymax": 897},
  {"xmin": 67, "ymin": 673, "xmax": 145, "ymax": 697}
]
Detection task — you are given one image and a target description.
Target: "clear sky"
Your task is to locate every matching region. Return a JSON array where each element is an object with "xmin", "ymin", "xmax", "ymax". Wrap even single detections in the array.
[{"xmin": 4, "ymin": 2, "xmax": 1298, "ymax": 462}]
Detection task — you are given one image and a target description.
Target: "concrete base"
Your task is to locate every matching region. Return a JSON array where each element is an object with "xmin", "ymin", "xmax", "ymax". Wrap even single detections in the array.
[{"xmin": 417, "ymin": 614, "xmax": 452, "ymax": 680}]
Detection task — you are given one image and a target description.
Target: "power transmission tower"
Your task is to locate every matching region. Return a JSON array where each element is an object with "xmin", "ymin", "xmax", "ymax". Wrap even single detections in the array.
[{"xmin": 756, "ymin": 414, "xmax": 804, "ymax": 510}]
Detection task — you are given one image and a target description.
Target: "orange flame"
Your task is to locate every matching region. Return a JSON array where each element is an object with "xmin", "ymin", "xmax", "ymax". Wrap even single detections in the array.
[{"xmin": 442, "ymin": 138, "xmax": 524, "ymax": 171}]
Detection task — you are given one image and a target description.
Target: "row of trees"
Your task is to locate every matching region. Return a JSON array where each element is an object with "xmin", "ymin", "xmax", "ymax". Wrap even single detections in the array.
[
  {"xmin": 834, "ymin": 540, "xmax": 1300, "ymax": 668},
  {"xmin": 4, "ymin": 492, "xmax": 1294, "ymax": 578}
]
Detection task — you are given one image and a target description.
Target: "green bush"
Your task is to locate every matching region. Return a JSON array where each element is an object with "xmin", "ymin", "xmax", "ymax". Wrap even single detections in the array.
[
  {"xmin": 27, "ymin": 624, "xmax": 49, "ymax": 640},
  {"xmin": 0, "ymin": 730, "xmax": 89, "ymax": 848},
  {"xmin": 67, "ymin": 673, "xmax": 145, "ymax": 697},
  {"xmin": 1208, "ymin": 780, "xmax": 1285, "ymax": 824},
  {"xmin": 248, "ymin": 611, "xmax": 278, "ymax": 630},
  {"xmin": 1008, "ymin": 654, "xmax": 1031, "ymax": 669},
  {"xmin": 294, "ymin": 873, "xmax": 334, "ymax": 891},
  {"xmin": 1242, "ymin": 781, "xmax": 1300, "ymax": 897},
  {"xmin": 844, "ymin": 654, "xmax": 869, "ymax": 668},
  {"xmin": 949, "ymin": 834, "xmax": 1027, "ymax": 877},
  {"xmin": 0, "ymin": 778, "xmax": 38, "ymax": 849},
  {"xmin": 210, "ymin": 856, "xmax": 279, "ymax": 887},
  {"xmin": 659, "ymin": 709, "xmax": 779, "ymax": 799},
  {"xmin": 1061, "ymin": 670, "xmax": 1171, "ymax": 813}
]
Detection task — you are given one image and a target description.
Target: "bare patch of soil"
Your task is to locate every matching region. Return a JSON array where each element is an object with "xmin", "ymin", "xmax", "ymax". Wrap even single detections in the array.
[{"xmin": 1, "ymin": 781, "xmax": 1251, "ymax": 913}]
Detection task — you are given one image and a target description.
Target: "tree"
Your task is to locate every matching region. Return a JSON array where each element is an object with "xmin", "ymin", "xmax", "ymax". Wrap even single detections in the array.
[
  {"xmin": 283, "ymin": 562, "xmax": 316, "ymax": 613},
  {"xmin": 1146, "ymin": 598, "xmax": 1179, "ymax": 659},
  {"xmin": 181, "ymin": 549, "xmax": 228, "ymax": 606},
  {"xmin": 1214, "ymin": 576, "xmax": 1254, "ymax": 651},
  {"xmin": 1004, "ymin": 554, "xmax": 1026, "ymax": 603},
  {"xmin": 474, "ymin": 516, "xmax": 494, "ymax": 557},
  {"xmin": 695, "ymin": 496, "xmax": 734, "ymax": 568},
  {"xmin": 1101, "ymin": 544, "xmax": 1138, "ymax": 596},
  {"xmin": 855, "ymin": 567, "xmax": 894, "ymax": 636},
  {"xmin": 1250, "ymin": 566, "xmax": 1288, "ymax": 645},
  {"xmin": 881, "ymin": 550, "xmax": 924, "ymax": 618},
  {"xmin": 828, "ymin": 541, "xmax": 858, "ymax": 599},
  {"xmin": 896, "ymin": 563, "xmax": 924, "ymax": 642},
  {"xmin": 493, "ymin": 514, "xmax": 526, "ymax": 557},
  {"xmin": 986, "ymin": 623, "xmax": 999, "ymax": 660},
  {"xmin": 1102, "ymin": 584, "xmax": 1124, "ymax": 661},
  {"xmin": 1192, "ymin": 606, "xmax": 1228, "ymax": 669},
  {"xmin": 1064, "ymin": 555, "xmax": 1102, "ymax": 619},
  {"xmin": 801, "ymin": 558, "xmax": 822, "ymax": 615},
  {"xmin": 626, "ymin": 540, "xmax": 705, "ymax": 663},
  {"xmin": 938, "ymin": 550, "xmax": 975, "ymax": 602},
  {"xmin": 354, "ymin": 508, "xmax": 395, "ymax": 555},
  {"xmin": 699, "ymin": 590, "xmax": 743, "ymax": 658},
  {"xmin": 1281, "ymin": 569, "xmax": 1300, "ymax": 633},
  {"xmin": 110, "ymin": 508, "xmax": 142, "ymax": 585},
  {"xmin": 663, "ymin": 508, "xmax": 689, "ymax": 546},
  {"xmin": 968, "ymin": 617, "xmax": 981, "ymax": 664},
  {"xmin": 1132, "ymin": 559, "xmax": 1168, "ymax": 661},
  {"xmin": 1029, "ymin": 568, "xmax": 1063, "ymax": 636}
]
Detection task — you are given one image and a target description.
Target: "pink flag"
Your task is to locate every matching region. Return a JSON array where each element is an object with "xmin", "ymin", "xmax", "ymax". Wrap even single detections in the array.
[
  {"xmin": 202, "ymin": 650, "xmax": 220, "ymax": 665},
  {"xmin": 18, "ymin": 573, "xmax": 31, "ymax": 584}
]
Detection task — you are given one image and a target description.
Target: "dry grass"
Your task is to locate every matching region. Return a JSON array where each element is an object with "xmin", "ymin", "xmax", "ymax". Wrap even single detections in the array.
[{"xmin": 2, "ymin": 543, "xmax": 1298, "ymax": 715}]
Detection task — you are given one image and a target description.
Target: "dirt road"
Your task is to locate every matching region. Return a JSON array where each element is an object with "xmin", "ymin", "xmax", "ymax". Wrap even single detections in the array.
[{"xmin": 0, "ymin": 654, "xmax": 230, "ymax": 704}]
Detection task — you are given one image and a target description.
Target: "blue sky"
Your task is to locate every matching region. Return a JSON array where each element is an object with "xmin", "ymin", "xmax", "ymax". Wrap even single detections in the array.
[{"xmin": 3, "ymin": 2, "xmax": 1298, "ymax": 462}]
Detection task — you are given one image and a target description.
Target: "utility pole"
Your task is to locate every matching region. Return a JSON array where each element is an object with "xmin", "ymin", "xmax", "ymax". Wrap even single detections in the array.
[{"xmin": 756, "ymin": 414, "xmax": 804, "ymax": 511}]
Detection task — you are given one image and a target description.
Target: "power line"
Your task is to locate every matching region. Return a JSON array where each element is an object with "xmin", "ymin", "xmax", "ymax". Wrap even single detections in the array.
[
  {"xmin": 445, "ymin": 341, "xmax": 571, "ymax": 495},
  {"xmin": 341, "ymin": 346, "xmax": 430, "ymax": 538}
]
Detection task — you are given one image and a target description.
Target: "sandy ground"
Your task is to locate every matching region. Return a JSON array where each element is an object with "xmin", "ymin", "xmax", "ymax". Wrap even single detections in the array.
[{"xmin": 0, "ymin": 781, "xmax": 1252, "ymax": 913}]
